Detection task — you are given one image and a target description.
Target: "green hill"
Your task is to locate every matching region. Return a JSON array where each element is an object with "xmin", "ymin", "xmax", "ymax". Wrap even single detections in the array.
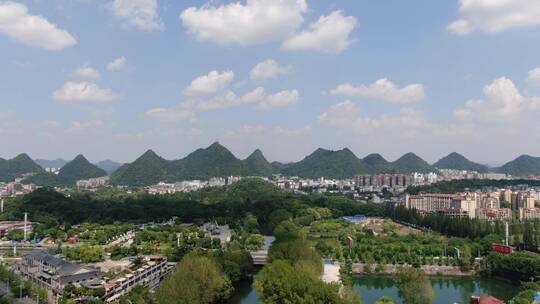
[
  {"xmin": 281, "ymin": 148, "xmax": 366, "ymax": 179},
  {"xmin": 0, "ymin": 154, "xmax": 44, "ymax": 182},
  {"xmin": 498, "ymin": 155, "xmax": 540, "ymax": 176},
  {"xmin": 57, "ymin": 155, "xmax": 107, "ymax": 184},
  {"xmin": 110, "ymin": 150, "xmax": 173, "ymax": 186},
  {"xmin": 434, "ymin": 152, "xmax": 489, "ymax": 173},
  {"xmin": 111, "ymin": 143, "xmax": 246, "ymax": 185},
  {"xmin": 173, "ymin": 142, "xmax": 244, "ymax": 180},
  {"xmin": 363, "ymin": 153, "xmax": 390, "ymax": 173},
  {"xmin": 389, "ymin": 152, "xmax": 435, "ymax": 173},
  {"xmin": 24, "ymin": 155, "xmax": 106, "ymax": 186},
  {"xmin": 242, "ymin": 149, "xmax": 274, "ymax": 176}
]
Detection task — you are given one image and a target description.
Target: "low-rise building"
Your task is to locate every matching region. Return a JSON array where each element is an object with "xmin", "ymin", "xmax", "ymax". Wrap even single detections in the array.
[
  {"xmin": 475, "ymin": 208, "xmax": 513, "ymax": 221},
  {"xmin": 103, "ymin": 256, "xmax": 175, "ymax": 302},
  {"xmin": 0, "ymin": 221, "xmax": 32, "ymax": 238},
  {"xmin": 14, "ymin": 252, "xmax": 103, "ymax": 293}
]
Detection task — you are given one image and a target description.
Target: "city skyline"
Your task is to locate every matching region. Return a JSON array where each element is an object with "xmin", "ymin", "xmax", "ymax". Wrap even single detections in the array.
[{"xmin": 2, "ymin": 0, "xmax": 540, "ymax": 164}]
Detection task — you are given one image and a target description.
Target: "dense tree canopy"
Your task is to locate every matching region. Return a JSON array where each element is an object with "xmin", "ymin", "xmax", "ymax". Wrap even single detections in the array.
[{"xmin": 155, "ymin": 255, "xmax": 232, "ymax": 304}]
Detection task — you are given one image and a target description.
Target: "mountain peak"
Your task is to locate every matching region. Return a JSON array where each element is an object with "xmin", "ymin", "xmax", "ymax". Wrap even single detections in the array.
[
  {"xmin": 242, "ymin": 149, "xmax": 273, "ymax": 176},
  {"xmin": 208, "ymin": 141, "xmax": 225, "ymax": 149},
  {"xmin": 434, "ymin": 152, "xmax": 488, "ymax": 173},
  {"xmin": 57, "ymin": 154, "xmax": 107, "ymax": 184},
  {"xmin": 498, "ymin": 154, "xmax": 540, "ymax": 176},
  {"xmin": 400, "ymin": 152, "xmax": 420, "ymax": 159},
  {"xmin": 13, "ymin": 153, "xmax": 33, "ymax": 161},
  {"xmin": 73, "ymin": 154, "xmax": 89, "ymax": 162},
  {"xmin": 138, "ymin": 149, "xmax": 163, "ymax": 161},
  {"xmin": 247, "ymin": 149, "xmax": 266, "ymax": 160},
  {"xmin": 390, "ymin": 152, "xmax": 434, "ymax": 173},
  {"xmin": 363, "ymin": 153, "xmax": 387, "ymax": 164},
  {"xmin": 0, "ymin": 153, "xmax": 44, "ymax": 182}
]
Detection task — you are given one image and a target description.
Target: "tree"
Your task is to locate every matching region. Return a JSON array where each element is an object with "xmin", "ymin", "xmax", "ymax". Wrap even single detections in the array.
[
  {"xmin": 395, "ymin": 267, "xmax": 434, "ymax": 304},
  {"xmin": 154, "ymin": 255, "xmax": 232, "ymax": 304},
  {"xmin": 6, "ymin": 229, "xmax": 24, "ymax": 241},
  {"xmin": 254, "ymin": 260, "xmax": 343, "ymax": 304},
  {"xmin": 375, "ymin": 296, "xmax": 395, "ymax": 304},
  {"xmin": 243, "ymin": 213, "xmax": 260, "ymax": 233},
  {"xmin": 221, "ymin": 249, "xmax": 253, "ymax": 284}
]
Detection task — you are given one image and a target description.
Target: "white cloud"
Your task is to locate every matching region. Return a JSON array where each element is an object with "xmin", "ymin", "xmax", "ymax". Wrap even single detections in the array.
[
  {"xmin": 318, "ymin": 100, "xmax": 435, "ymax": 133},
  {"xmin": 198, "ymin": 87, "xmax": 299, "ymax": 111},
  {"xmin": 52, "ymin": 81, "xmax": 123, "ymax": 104},
  {"xmin": 527, "ymin": 67, "xmax": 540, "ymax": 87},
  {"xmin": 454, "ymin": 77, "xmax": 540, "ymax": 121},
  {"xmin": 184, "ymin": 70, "xmax": 234, "ymax": 97},
  {"xmin": 108, "ymin": 0, "xmax": 163, "ymax": 31},
  {"xmin": 250, "ymin": 59, "xmax": 292, "ymax": 81},
  {"xmin": 107, "ymin": 56, "xmax": 128, "ymax": 72},
  {"xmin": 72, "ymin": 65, "xmax": 100, "ymax": 79},
  {"xmin": 330, "ymin": 78, "xmax": 425, "ymax": 103},
  {"xmin": 448, "ymin": 0, "xmax": 540, "ymax": 35},
  {"xmin": 0, "ymin": 2, "xmax": 76, "ymax": 50},
  {"xmin": 282, "ymin": 10, "xmax": 357, "ymax": 53},
  {"xmin": 258, "ymin": 89, "xmax": 300, "ymax": 110},
  {"xmin": 143, "ymin": 108, "xmax": 197, "ymax": 123},
  {"xmin": 180, "ymin": 0, "xmax": 307, "ymax": 46}
]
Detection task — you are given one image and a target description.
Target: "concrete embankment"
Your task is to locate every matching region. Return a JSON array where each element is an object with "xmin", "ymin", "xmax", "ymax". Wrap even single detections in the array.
[{"xmin": 352, "ymin": 263, "xmax": 475, "ymax": 276}]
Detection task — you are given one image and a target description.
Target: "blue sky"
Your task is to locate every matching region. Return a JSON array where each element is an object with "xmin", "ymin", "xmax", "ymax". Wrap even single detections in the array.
[{"xmin": 1, "ymin": 0, "xmax": 540, "ymax": 165}]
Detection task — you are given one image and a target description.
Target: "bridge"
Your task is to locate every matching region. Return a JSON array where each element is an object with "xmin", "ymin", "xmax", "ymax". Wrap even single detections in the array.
[{"xmin": 250, "ymin": 236, "xmax": 275, "ymax": 266}]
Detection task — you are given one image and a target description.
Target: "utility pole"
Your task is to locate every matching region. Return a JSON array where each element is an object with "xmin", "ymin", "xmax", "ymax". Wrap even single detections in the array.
[
  {"xmin": 1, "ymin": 198, "xmax": 4, "ymax": 213},
  {"xmin": 505, "ymin": 221, "xmax": 509, "ymax": 246},
  {"xmin": 23, "ymin": 212, "xmax": 28, "ymax": 242}
]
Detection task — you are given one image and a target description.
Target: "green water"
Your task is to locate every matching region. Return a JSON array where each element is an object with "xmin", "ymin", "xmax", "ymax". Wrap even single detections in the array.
[{"xmin": 228, "ymin": 276, "xmax": 519, "ymax": 304}]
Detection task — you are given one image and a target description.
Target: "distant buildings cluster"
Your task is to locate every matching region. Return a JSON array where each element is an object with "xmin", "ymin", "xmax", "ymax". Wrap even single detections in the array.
[
  {"xmin": 0, "ymin": 177, "xmax": 37, "ymax": 198},
  {"xmin": 146, "ymin": 176, "xmax": 261, "ymax": 194},
  {"xmin": 76, "ymin": 176, "xmax": 110, "ymax": 190},
  {"xmin": 403, "ymin": 185, "xmax": 540, "ymax": 221},
  {"xmin": 437, "ymin": 169, "xmax": 508, "ymax": 181}
]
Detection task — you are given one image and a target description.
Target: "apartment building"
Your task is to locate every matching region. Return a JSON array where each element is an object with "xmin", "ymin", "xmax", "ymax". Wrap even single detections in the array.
[
  {"xmin": 404, "ymin": 193, "xmax": 477, "ymax": 218},
  {"xmin": 519, "ymin": 208, "xmax": 540, "ymax": 220},
  {"xmin": 355, "ymin": 174, "xmax": 412, "ymax": 188}
]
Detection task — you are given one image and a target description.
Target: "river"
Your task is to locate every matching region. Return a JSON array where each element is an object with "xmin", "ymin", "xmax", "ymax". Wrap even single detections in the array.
[{"xmin": 228, "ymin": 276, "xmax": 518, "ymax": 304}]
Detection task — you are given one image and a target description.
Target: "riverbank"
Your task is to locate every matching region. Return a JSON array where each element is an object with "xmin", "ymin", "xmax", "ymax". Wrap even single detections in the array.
[{"xmin": 352, "ymin": 263, "xmax": 475, "ymax": 276}]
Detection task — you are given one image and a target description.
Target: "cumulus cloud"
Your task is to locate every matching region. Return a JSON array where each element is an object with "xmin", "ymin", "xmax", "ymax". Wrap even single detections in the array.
[
  {"xmin": 52, "ymin": 81, "xmax": 123, "ymax": 104},
  {"xmin": 527, "ymin": 67, "xmax": 540, "ymax": 87},
  {"xmin": 250, "ymin": 59, "xmax": 292, "ymax": 81},
  {"xmin": 282, "ymin": 10, "xmax": 357, "ymax": 53},
  {"xmin": 454, "ymin": 77, "xmax": 540, "ymax": 122},
  {"xmin": 184, "ymin": 70, "xmax": 234, "ymax": 97},
  {"xmin": 180, "ymin": 0, "xmax": 307, "ymax": 46},
  {"xmin": 330, "ymin": 78, "xmax": 425, "ymax": 103},
  {"xmin": 448, "ymin": 0, "xmax": 540, "ymax": 35},
  {"xmin": 72, "ymin": 65, "xmax": 100, "ymax": 79},
  {"xmin": 198, "ymin": 87, "xmax": 299, "ymax": 111},
  {"xmin": 143, "ymin": 108, "xmax": 197, "ymax": 123},
  {"xmin": 107, "ymin": 56, "xmax": 128, "ymax": 72},
  {"xmin": 0, "ymin": 1, "xmax": 76, "ymax": 50},
  {"xmin": 108, "ymin": 0, "xmax": 163, "ymax": 31}
]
